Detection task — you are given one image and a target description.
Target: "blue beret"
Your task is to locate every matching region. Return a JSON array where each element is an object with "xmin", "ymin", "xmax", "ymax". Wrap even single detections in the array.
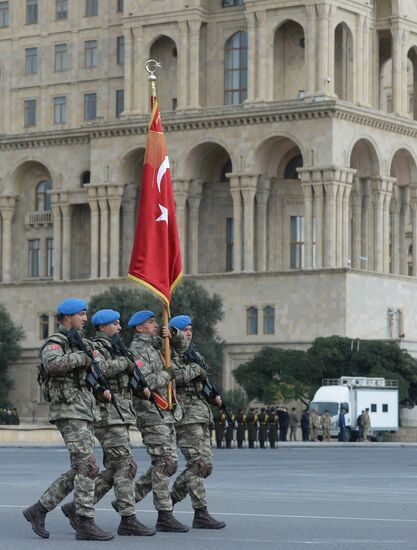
[
  {"xmin": 169, "ymin": 315, "xmax": 192, "ymax": 331},
  {"xmin": 92, "ymin": 309, "xmax": 120, "ymax": 326},
  {"xmin": 128, "ymin": 310, "xmax": 155, "ymax": 328},
  {"xmin": 57, "ymin": 298, "xmax": 87, "ymax": 315}
]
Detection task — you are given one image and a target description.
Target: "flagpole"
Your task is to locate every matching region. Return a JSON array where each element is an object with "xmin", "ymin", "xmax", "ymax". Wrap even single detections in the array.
[{"xmin": 145, "ymin": 59, "xmax": 173, "ymax": 410}]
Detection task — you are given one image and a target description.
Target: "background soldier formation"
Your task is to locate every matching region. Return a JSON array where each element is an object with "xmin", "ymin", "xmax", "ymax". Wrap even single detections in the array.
[
  {"xmin": 23, "ymin": 298, "xmax": 225, "ymax": 541},
  {"xmin": 0, "ymin": 407, "xmax": 19, "ymax": 425}
]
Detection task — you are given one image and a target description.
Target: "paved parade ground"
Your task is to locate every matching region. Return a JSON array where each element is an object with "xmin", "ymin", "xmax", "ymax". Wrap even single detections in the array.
[{"xmin": 0, "ymin": 445, "xmax": 416, "ymax": 550}]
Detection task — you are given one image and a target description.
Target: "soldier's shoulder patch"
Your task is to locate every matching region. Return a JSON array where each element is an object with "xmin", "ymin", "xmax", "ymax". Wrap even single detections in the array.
[
  {"xmin": 135, "ymin": 360, "xmax": 144, "ymax": 368},
  {"xmin": 47, "ymin": 344, "xmax": 61, "ymax": 351}
]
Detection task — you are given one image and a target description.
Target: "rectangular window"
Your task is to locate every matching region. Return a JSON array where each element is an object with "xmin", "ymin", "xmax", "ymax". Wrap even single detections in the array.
[
  {"xmin": 56, "ymin": 0, "xmax": 68, "ymax": 19},
  {"xmin": 26, "ymin": 0, "xmax": 38, "ymax": 24},
  {"xmin": 28, "ymin": 239, "xmax": 40, "ymax": 277},
  {"xmin": 0, "ymin": 2, "xmax": 9, "ymax": 27},
  {"xmin": 226, "ymin": 217, "xmax": 234, "ymax": 271},
  {"xmin": 370, "ymin": 404, "xmax": 377, "ymax": 413},
  {"xmin": 54, "ymin": 96, "xmax": 67, "ymax": 124},
  {"xmin": 86, "ymin": 0, "xmax": 98, "ymax": 16},
  {"xmin": 247, "ymin": 307, "xmax": 258, "ymax": 335},
  {"xmin": 115, "ymin": 89, "xmax": 124, "ymax": 117},
  {"xmin": 117, "ymin": 0, "xmax": 124, "ymax": 12},
  {"xmin": 387, "ymin": 95, "xmax": 393, "ymax": 113},
  {"xmin": 24, "ymin": 99, "xmax": 36, "ymax": 127},
  {"xmin": 46, "ymin": 238, "xmax": 54, "ymax": 277},
  {"xmin": 382, "ymin": 404, "xmax": 388, "ymax": 413},
  {"xmin": 55, "ymin": 43, "xmax": 68, "ymax": 71},
  {"xmin": 25, "ymin": 47, "xmax": 37, "ymax": 75},
  {"xmin": 290, "ymin": 216, "xmax": 304, "ymax": 269},
  {"xmin": 85, "ymin": 39, "xmax": 97, "ymax": 68},
  {"xmin": 39, "ymin": 314, "xmax": 49, "ymax": 339},
  {"xmin": 263, "ymin": 306, "xmax": 275, "ymax": 335},
  {"xmin": 84, "ymin": 92, "xmax": 97, "ymax": 120},
  {"xmin": 117, "ymin": 36, "xmax": 125, "ymax": 65},
  {"xmin": 223, "ymin": 0, "xmax": 244, "ymax": 6}
]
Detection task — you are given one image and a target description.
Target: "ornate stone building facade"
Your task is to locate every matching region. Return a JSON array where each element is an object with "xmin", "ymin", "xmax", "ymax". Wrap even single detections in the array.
[{"xmin": 1, "ymin": 0, "xmax": 417, "ymax": 420}]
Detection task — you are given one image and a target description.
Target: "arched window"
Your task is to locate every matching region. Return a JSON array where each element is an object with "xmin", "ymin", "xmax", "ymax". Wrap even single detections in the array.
[
  {"xmin": 224, "ymin": 31, "xmax": 248, "ymax": 105},
  {"xmin": 80, "ymin": 170, "xmax": 91, "ymax": 186},
  {"xmin": 246, "ymin": 306, "xmax": 258, "ymax": 335},
  {"xmin": 220, "ymin": 159, "xmax": 232, "ymax": 182},
  {"xmin": 263, "ymin": 306, "xmax": 275, "ymax": 335},
  {"xmin": 284, "ymin": 154, "xmax": 303, "ymax": 180},
  {"xmin": 35, "ymin": 180, "xmax": 52, "ymax": 211}
]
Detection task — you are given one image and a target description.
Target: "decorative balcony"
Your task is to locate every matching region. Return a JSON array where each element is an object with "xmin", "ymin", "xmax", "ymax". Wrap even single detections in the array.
[{"xmin": 25, "ymin": 211, "xmax": 52, "ymax": 227}]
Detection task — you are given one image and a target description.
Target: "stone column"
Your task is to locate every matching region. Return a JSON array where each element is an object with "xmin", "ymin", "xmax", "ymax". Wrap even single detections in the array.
[
  {"xmin": 132, "ymin": 25, "xmax": 147, "ymax": 114},
  {"xmin": 229, "ymin": 175, "xmax": 243, "ymax": 272},
  {"xmin": 256, "ymin": 11, "xmax": 268, "ymax": 101},
  {"xmin": 351, "ymin": 188, "xmax": 363, "ymax": 268},
  {"xmin": 390, "ymin": 188, "xmax": 401, "ymax": 275},
  {"xmin": 400, "ymin": 187, "xmax": 410, "ymax": 275},
  {"xmin": 362, "ymin": 17, "xmax": 371, "ymax": 106},
  {"xmin": 301, "ymin": 182, "xmax": 314, "ymax": 268},
  {"xmin": 60, "ymin": 200, "xmax": 72, "ymax": 280},
  {"xmin": 121, "ymin": 183, "xmax": 137, "ymax": 275},
  {"xmin": 336, "ymin": 184, "xmax": 344, "ymax": 267},
  {"xmin": 88, "ymin": 186, "xmax": 100, "ymax": 279},
  {"xmin": 108, "ymin": 185, "xmax": 124, "ymax": 278},
  {"xmin": 123, "ymin": 27, "xmax": 134, "ymax": 114},
  {"xmin": 188, "ymin": 180, "xmax": 203, "ymax": 275},
  {"xmin": 324, "ymin": 182, "xmax": 338, "ymax": 268},
  {"xmin": 411, "ymin": 199, "xmax": 417, "ymax": 277},
  {"xmin": 98, "ymin": 188, "xmax": 109, "ymax": 278},
  {"xmin": 246, "ymin": 11, "xmax": 257, "ymax": 102},
  {"xmin": 178, "ymin": 21, "xmax": 189, "ymax": 109},
  {"xmin": 173, "ymin": 179, "xmax": 190, "ymax": 264},
  {"xmin": 188, "ymin": 20, "xmax": 201, "ymax": 109},
  {"xmin": 382, "ymin": 178, "xmax": 394, "ymax": 273},
  {"xmin": 371, "ymin": 178, "xmax": 385, "ymax": 272},
  {"xmin": 317, "ymin": 4, "xmax": 331, "ymax": 93},
  {"xmin": 305, "ymin": 5, "xmax": 317, "ymax": 93},
  {"xmin": 256, "ymin": 176, "xmax": 271, "ymax": 272},
  {"xmin": 364, "ymin": 179, "xmax": 374, "ymax": 270},
  {"xmin": 392, "ymin": 27, "xmax": 405, "ymax": 116},
  {"xmin": 355, "ymin": 15, "xmax": 364, "ymax": 105},
  {"xmin": 241, "ymin": 175, "xmax": 258, "ymax": 272},
  {"xmin": 326, "ymin": 6, "xmax": 336, "ymax": 95},
  {"xmin": 51, "ymin": 193, "xmax": 62, "ymax": 281},
  {"xmin": 0, "ymin": 196, "xmax": 16, "ymax": 284},
  {"xmin": 314, "ymin": 184, "xmax": 324, "ymax": 268},
  {"xmin": 342, "ymin": 183, "xmax": 352, "ymax": 268}
]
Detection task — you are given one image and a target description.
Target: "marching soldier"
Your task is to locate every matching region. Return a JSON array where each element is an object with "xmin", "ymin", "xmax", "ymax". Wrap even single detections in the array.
[
  {"xmin": 225, "ymin": 412, "xmax": 235, "ymax": 449},
  {"xmin": 322, "ymin": 409, "xmax": 331, "ymax": 442},
  {"xmin": 268, "ymin": 408, "xmax": 279, "ymax": 449},
  {"xmin": 169, "ymin": 314, "xmax": 225, "ymax": 529},
  {"xmin": 23, "ymin": 298, "xmax": 114, "ymax": 541},
  {"xmin": 236, "ymin": 408, "xmax": 247, "ymax": 448},
  {"xmin": 61, "ymin": 309, "xmax": 154, "ymax": 536},
  {"xmin": 247, "ymin": 408, "xmax": 258, "ymax": 448},
  {"xmin": 214, "ymin": 410, "xmax": 225, "ymax": 449},
  {"xmin": 128, "ymin": 310, "xmax": 188, "ymax": 533},
  {"xmin": 258, "ymin": 408, "xmax": 269, "ymax": 448}
]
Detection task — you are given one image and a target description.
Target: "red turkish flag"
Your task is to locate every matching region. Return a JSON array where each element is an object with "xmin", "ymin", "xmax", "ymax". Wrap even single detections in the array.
[{"xmin": 128, "ymin": 97, "xmax": 183, "ymax": 305}]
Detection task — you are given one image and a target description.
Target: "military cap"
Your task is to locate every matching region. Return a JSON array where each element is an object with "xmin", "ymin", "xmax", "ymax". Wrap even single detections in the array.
[
  {"xmin": 57, "ymin": 298, "xmax": 87, "ymax": 315},
  {"xmin": 169, "ymin": 314, "xmax": 192, "ymax": 330},
  {"xmin": 92, "ymin": 309, "xmax": 120, "ymax": 326},
  {"xmin": 128, "ymin": 310, "xmax": 154, "ymax": 328}
]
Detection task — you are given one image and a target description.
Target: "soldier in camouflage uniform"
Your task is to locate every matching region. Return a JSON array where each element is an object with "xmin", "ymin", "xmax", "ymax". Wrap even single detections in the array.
[
  {"xmin": 61, "ymin": 309, "xmax": 154, "ymax": 537},
  {"xmin": 128, "ymin": 310, "xmax": 188, "ymax": 533},
  {"xmin": 23, "ymin": 298, "xmax": 114, "ymax": 541},
  {"xmin": 169, "ymin": 315, "xmax": 225, "ymax": 529}
]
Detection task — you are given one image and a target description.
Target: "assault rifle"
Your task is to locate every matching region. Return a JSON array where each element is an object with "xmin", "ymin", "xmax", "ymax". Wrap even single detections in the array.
[
  {"xmin": 183, "ymin": 344, "xmax": 233, "ymax": 424},
  {"xmin": 67, "ymin": 328, "xmax": 125, "ymax": 422},
  {"xmin": 111, "ymin": 334, "xmax": 164, "ymax": 419}
]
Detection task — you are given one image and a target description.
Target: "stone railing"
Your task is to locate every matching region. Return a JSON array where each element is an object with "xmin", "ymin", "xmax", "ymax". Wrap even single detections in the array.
[{"xmin": 25, "ymin": 210, "xmax": 52, "ymax": 226}]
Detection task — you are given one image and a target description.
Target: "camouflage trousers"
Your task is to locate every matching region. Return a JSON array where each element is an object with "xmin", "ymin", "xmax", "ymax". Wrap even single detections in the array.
[
  {"xmin": 323, "ymin": 427, "xmax": 331, "ymax": 441},
  {"xmin": 39, "ymin": 419, "xmax": 97, "ymax": 518},
  {"xmin": 134, "ymin": 423, "xmax": 178, "ymax": 511},
  {"xmin": 171, "ymin": 423, "xmax": 213, "ymax": 509},
  {"xmin": 93, "ymin": 424, "xmax": 137, "ymax": 517}
]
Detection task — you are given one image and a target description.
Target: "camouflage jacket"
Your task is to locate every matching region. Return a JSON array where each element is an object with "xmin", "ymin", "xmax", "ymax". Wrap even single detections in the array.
[
  {"xmin": 130, "ymin": 332, "xmax": 184, "ymax": 428},
  {"xmin": 171, "ymin": 343, "xmax": 212, "ymax": 426},
  {"xmin": 92, "ymin": 334, "xmax": 137, "ymax": 427},
  {"xmin": 41, "ymin": 325, "xmax": 97, "ymax": 424}
]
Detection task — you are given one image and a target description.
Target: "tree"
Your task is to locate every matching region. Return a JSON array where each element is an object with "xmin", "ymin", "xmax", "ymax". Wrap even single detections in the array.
[
  {"xmin": 222, "ymin": 388, "xmax": 249, "ymax": 412},
  {"xmin": 0, "ymin": 304, "xmax": 24, "ymax": 406},
  {"xmin": 86, "ymin": 279, "xmax": 225, "ymax": 383}
]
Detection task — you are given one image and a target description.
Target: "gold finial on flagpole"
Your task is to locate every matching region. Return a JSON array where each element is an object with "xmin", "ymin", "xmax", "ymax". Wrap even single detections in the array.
[{"xmin": 145, "ymin": 59, "xmax": 161, "ymax": 99}]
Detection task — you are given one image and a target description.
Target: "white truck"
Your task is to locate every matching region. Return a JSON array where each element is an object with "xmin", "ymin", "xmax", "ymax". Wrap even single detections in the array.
[{"xmin": 310, "ymin": 377, "xmax": 399, "ymax": 441}]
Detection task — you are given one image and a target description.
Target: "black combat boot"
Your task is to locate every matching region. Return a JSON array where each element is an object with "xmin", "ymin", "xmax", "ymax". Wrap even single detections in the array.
[
  {"xmin": 111, "ymin": 499, "xmax": 119, "ymax": 513},
  {"xmin": 61, "ymin": 501, "xmax": 78, "ymax": 530},
  {"xmin": 117, "ymin": 514, "xmax": 156, "ymax": 536},
  {"xmin": 23, "ymin": 501, "xmax": 49, "ymax": 539},
  {"xmin": 156, "ymin": 510, "xmax": 189, "ymax": 532},
  {"xmin": 193, "ymin": 507, "xmax": 226, "ymax": 529},
  {"xmin": 75, "ymin": 515, "xmax": 114, "ymax": 541}
]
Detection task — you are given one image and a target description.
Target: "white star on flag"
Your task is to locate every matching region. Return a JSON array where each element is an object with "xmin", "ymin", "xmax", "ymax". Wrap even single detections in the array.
[{"xmin": 156, "ymin": 204, "xmax": 168, "ymax": 224}]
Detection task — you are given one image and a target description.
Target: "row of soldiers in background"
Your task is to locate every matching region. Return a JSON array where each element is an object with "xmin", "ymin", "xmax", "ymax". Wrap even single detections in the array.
[
  {"xmin": 0, "ymin": 407, "xmax": 20, "ymax": 425},
  {"xmin": 213, "ymin": 407, "xmax": 300, "ymax": 448}
]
